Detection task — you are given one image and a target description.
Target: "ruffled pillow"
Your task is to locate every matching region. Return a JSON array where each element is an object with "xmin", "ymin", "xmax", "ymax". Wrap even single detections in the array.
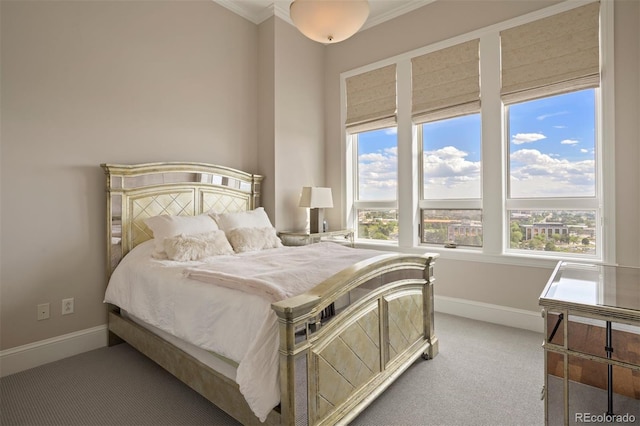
[
  {"xmin": 163, "ymin": 230, "xmax": 234, "ymax": 261},
  {"xmin": 210, "ymin": 207, "xmax": 274, "ymax": 232},
  {"xmin": 144, "ymin": 214, "xmax": 219, "ymax": 258},
  {"xmin": 226, "ymin": 227, "xmax": 283, "ymax": 253}
]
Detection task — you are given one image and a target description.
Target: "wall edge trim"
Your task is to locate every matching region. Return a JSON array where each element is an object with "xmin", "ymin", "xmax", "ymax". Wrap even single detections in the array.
[
  {"xmin": 435, "ymin": 295, "xmax": 543, "ymax": 333},
  {"xmin": 0, "ymin": 325, "xmax": 108, "ymax": 377}
]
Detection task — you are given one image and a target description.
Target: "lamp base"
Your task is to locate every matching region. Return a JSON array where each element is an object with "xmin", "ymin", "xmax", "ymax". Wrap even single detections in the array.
[{"xmin": 309, "ymin": 208, "xmax": 325, "ymax": 234}]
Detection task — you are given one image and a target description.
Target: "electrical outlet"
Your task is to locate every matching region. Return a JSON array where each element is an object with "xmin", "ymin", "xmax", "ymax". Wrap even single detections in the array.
[
  {"xmin": 62, "ymin": 298, "xmax": 74, "ymax": 315},
  {"xmin": 37, "ymin": 303, "xmax": 50, "ymax": 320}
]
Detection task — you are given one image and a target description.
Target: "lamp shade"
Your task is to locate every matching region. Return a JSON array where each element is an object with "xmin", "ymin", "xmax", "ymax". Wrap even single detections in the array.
[
  {"xmin": 289, "ymin": 0, "xmax": 370, "ymax": 44},
  {"xmin": 299, "ymin": 187, "xmax": 334, "ymax": 208}
]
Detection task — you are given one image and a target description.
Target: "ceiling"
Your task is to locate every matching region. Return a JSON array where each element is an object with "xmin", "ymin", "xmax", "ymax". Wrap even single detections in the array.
[{"xmin": 214, "ymin": 0, "xmax": 433, "ymax": 31}]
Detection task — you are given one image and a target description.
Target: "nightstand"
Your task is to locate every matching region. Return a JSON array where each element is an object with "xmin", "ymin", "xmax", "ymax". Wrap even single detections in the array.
[{"xmin": 278, "ymin": 229, "xmax": 354, "ymax": 247}]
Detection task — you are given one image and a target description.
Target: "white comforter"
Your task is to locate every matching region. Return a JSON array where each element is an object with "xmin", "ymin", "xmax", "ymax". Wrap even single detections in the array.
[
  {"xmin": 104, "ymin": 240, "xmax": 382, "ymax": 422},
  {"xmin": 183, "ymin": 242, "xmax": 385, "ymax": 302}
]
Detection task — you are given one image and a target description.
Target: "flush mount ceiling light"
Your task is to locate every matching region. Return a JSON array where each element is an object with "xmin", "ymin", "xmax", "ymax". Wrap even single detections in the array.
[{"xmin": 289, "ymin": 0, "xmax": 370, "ymax": 44}]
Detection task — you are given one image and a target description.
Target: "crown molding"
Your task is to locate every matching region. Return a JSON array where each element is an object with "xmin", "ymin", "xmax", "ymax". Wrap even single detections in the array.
[
  {"xmin": 213, "ymin": 0, "xmax": 276, "ymax": 25},
  {"xmin": 361, "ymin": 0, "xmax": 435, "ymax": 31},
  {"xmin": 273, "ymin": 1, "xmax": 293, "ymax": 26},
  {"xmin": 214, "ymin": 0, "xmax": 434, "ymax": 30}
]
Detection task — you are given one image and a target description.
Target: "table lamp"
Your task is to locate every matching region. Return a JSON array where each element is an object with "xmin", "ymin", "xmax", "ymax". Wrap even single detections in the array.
[{"xmin": 299, "ymin": 187, "xmax": 333, "ymax": 233}]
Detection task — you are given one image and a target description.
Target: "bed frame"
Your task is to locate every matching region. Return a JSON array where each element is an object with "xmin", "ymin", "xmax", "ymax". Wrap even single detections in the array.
[{"xmin": 101, "ymin": 162, "xmax": 439, "ymax": 426}]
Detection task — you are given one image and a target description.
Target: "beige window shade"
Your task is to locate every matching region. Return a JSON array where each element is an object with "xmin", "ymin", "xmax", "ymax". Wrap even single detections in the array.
[
  {"xmin": 411, "ymin": 39, "xmax": 480, "ymax": 124},
  {"xmin": 345, "ymin": 64, "xmax": 397, "ymax": 133},
  {"xmin": 500, "ymin": 2, "xmax": 600, "ymax": 104}
]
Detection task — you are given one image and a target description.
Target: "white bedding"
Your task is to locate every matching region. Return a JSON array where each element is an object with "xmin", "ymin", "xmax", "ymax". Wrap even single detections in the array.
[
  {"xmin": 183, "ymin": 242, "xmax": 386, "ymax": 302},
  {"xmin": 104, "ymin": 240, "xmax": 383, "ymax": 422}
]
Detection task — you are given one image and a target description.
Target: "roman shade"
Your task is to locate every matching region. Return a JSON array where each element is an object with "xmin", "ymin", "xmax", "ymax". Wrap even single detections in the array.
[
  {"xmin": 500, "ymin": 2, "xmax": 600, "ymax": 104},
  {"xmin": 345, "ymin": 64, "xmax": 397, "ymax": 133},
  {"xmin": 411, "ymin": 39, "xmax": 480, "ymax": 124}
]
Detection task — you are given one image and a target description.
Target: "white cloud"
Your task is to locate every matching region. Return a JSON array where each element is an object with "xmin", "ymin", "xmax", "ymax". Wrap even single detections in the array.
[
  {"xmin": 359, "ymin": 141, "xmax": 595, "ymax": 200},
  {"xmin": 358, "ymin": 145, "xmax": 483, "ymax": 200},
  {"xmin": 580, "ymin": 148, "xmax": 588, "ymax": 153},
  {"xmin": 560, "ymin": 139, "xmax": 579, "ymax": 145},
  {"xmin": 359, "ymin": 152, "xmax": 390, "ymax": 163},
  {"xmin": 424, "ymin": 146, "xmax": 479, "ymax": 177},
  {"xmin": 537, "ymin": 111, "xmax": 568, "ymax": 121},
  {"xmin": 423, "ymin": 146, "xmax": 481, "ymax": 198},
  {"xmin": 510, "ymin": 148, "xmax": 595, "ymax": 197},
  {"xmin": 358, "ymin": 147, "xmax": 398, "ymax": 200},
  {"xmin": 511, "ymin": 133, "xmax": 546, "ymax": 145}
]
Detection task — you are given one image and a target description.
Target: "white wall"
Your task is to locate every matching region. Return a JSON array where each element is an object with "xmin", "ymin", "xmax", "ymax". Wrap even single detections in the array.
[
  {"xmin": 614, "ymin": 0, "xmax": 640, "ymax": 268},
  {"xmin": 273, "ymin": 18, "xmax": 326, "ymax": 232},
  {"xmin": 0, "ymin": 0, "xmax": 259, "ymax": 350},
  {"xmin": 260, "ymin": 17, "xmax": 326, "ymax": 232},
  {"xmin": 257, "ymin": 17, "xmax": 277, "ymax": 223}
]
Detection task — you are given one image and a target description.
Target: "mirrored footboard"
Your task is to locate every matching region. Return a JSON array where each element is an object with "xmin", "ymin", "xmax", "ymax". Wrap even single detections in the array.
[{"xmin": 272, "ymin": 253, "xmax": 438, "ymax": 426}]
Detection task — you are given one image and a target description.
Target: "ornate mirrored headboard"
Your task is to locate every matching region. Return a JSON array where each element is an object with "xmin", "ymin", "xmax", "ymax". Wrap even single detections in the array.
[{"xmin": 101, "ymin": 162, "xmax": 263, "ymax": 280}]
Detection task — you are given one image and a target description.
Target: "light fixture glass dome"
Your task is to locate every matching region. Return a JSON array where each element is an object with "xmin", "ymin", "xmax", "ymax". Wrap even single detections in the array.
[{"xmin": 289, "ymin": 0, "xmax": 370, "ymax": 44}]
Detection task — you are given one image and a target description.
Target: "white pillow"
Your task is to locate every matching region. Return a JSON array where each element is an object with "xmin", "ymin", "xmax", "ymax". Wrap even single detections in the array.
[
  {"xmin": 210, "ymin": 207, "xmax": 273, "ymax": 232},
  {"xmin": 226, "ymin": 227, "xmax": 283, "ymax": 253},
  {"xmin": 163, "ymin": 230, "xmax": 234, "ymax": 261},
  {"xmin": 144, "ymin": 214, "xmax": 219, "ymax": 258}
]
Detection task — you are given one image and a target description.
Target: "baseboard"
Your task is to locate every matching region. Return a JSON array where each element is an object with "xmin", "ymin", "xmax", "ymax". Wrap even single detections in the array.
[
  {"xmin": 435, "ymin": 295, "xmax": 544, "ymax": 333},
  {"xmin": 0, "ymin": 325, "xmax": 108, "ymax": 377}
]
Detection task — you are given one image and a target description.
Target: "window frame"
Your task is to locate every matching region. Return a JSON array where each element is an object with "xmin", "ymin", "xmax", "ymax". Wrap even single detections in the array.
[
  {"xmin": 503, "ymin": 89, "xmax": 601, "ymax": 260},
  {"xmin": 348, "ymin": 128, "xmax": 399, "ymax": 245},
  {"xmin": 417, "ymin": 112, "xmax": 484, "ymax": 248},
  {"xmin": 341, "ymin": 0, "xmax": 614, "ymax": 267}
]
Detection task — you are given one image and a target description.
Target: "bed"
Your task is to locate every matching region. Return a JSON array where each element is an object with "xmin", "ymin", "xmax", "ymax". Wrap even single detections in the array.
[{"xmin": 101, "ymin": 161, "xmax": 439, "ymax": 426}]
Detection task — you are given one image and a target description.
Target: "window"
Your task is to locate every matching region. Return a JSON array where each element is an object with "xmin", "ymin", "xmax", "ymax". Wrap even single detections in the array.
[
  {"xmin": 413, "ymin": 39, "xmax": 482, "ymax": 247},
  {"xmin": 420, "ymin": 113, "xmax": 482, "ymax": 247},
  {"xmin": 353, "ymin": 127, "xmax": 398, "ymax": 241},
  {"xmin": 344, "ymin": 63, "xmax": 398, "ymax": 242},
  {"xmin": 506, "ymin": 89, "xmax": 598, "ymax": 256},
  {"xmin": 500, "ymin": 2, "xmax": 600, "ymax": 258},
  {"xmin": 342, "ymin": 1, "xmax": 611, "ymax": 262}
]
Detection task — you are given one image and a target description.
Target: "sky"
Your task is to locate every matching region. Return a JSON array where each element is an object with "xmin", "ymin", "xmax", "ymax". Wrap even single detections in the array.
[
  {"xmin": 508, "ymin": 89, "xmax": 596, "ymax": 198},
  {"xmin": 357, "ymin": 89, "xmax": 596, "ymax": 201}
]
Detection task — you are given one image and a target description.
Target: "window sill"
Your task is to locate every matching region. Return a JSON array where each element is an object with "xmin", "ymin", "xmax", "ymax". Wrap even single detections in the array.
[{"xmin": 353, "ymin": 240, "xmax": 603, "ymax": 269}]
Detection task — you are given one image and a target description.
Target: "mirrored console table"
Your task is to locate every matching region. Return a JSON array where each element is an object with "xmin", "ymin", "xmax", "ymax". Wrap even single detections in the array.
[{"xmin": 539, "ymin": 261, "xmax": 640, "ymax": 425}]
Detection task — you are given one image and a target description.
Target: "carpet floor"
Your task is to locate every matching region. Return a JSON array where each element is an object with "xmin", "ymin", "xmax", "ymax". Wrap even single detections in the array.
[{"xmin": 1, "ymin": 313, "xmax": 548, "ymax": 425}]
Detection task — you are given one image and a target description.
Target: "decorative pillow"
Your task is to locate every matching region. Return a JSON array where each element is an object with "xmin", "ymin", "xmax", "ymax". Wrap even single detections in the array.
[
  {"xmin": 144, "ymin": 214, "xmax": 219, "ymax": 258},
  {"xmin": 226, "ymin": 227, "xmax": 283, "ymax": 253},
  {"xmin": 210, "ymin": 207, "xmax": 274, "ymax": 232},
  {"xmin": 163, "ymin": 230, "xmax": 234, "ymax": 261}
]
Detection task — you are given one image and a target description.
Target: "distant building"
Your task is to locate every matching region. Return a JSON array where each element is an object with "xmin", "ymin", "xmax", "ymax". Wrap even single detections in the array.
[
  {"xmin": 447, "ymin": 222, "xmax": 483, "ymax": 241},
  {"xmin": 521, "ymin": 222, "xmax": 597, "ymax": 241},
  {"xmin": 522, "ymin": 222, "xmax": 568, "ymax": 240},
  {"xmin": 522, "ymin": 222, "xmax": 569, "ymax": 240}
]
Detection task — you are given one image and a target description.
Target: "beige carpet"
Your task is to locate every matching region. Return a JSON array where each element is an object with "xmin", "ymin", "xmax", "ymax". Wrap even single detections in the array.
[{"xmin": 1, "ymin": 313, "xmax": 547, "ymax": 426}]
